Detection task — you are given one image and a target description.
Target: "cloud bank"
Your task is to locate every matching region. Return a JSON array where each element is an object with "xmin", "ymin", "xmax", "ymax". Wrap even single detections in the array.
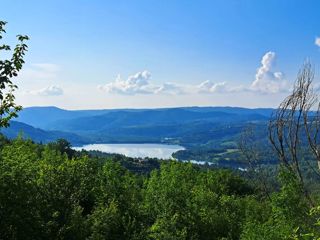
[
  {"xmin": 197, "ymin": 80, "xmax": 229, "ymax": 93},
  {"xmin": 99, "ymin": 71, "xmax": 186, "ymax": 95},
  {"xmin": 99, "ymin": 71, "xmax": 157, "ymax": 95},
  {"xmin": 155, "ymin": 82, "xmax": 186, "ymax": 95},
  {"xmin": 99, "ymin": 51, "xmax": 288, "ymax": 96}
]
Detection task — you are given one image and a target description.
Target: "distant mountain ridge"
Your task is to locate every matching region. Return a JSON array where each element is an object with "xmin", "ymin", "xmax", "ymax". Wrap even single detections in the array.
[
  {"xmin": 0, "ymin": 121, "xmax": 87, "ymax": 145},
  {"xmin": 15, "ymin": 106, "xmax": 114, "ymax": 129},
  {"xmin": 16, "ymin": 106, "xmax": 274, "ymax": 129},
  {"xmin": 6, "ymin": 106, "xmax": 274, "ymax": 146}
]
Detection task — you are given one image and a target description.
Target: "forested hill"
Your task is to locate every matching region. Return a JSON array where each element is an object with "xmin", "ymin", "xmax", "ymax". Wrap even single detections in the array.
[
  {"xmin": 16, "ymin": 106, "xmax": 274, "ymax": 131},
  {"xmin": 0, "ymin": 121, "xmax": 87, "ymax": 144},
  {"xmin": 12, "ymin": 106, "xmax": 273, "ymax": 145},
  {"xmin": 0, "ymin": 106, "xmax": 273, "ymax": 164},
  {"xmin": 0, "ymin": 137, "xmax": 318, "ymax": 239}
]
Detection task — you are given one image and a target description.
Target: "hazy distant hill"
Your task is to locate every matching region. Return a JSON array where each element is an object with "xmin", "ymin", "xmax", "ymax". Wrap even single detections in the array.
[
  {"xmin": 47, "ymin": 109, "xmax": 244, "ymax": 131},
  {"xmin": 9, "ymin": 106, "xmax": 273, "ymax": 146},
  {"xmin": 15, "ymin": 106, "xmax": 114, "ymax": 129},
  {"xmin": 17, "ymin": 106, "xmax": 272, "ymax": 130},
  {"xmin": 179, "ymin": 106, "xmax": 274, "ymax": 117},
  {"xmin": 0, "ymin": 121, "xmax": 87, "ymax": 145}
]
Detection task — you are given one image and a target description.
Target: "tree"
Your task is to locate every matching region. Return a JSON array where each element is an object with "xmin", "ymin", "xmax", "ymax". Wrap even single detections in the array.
[
  {"xmin": 0, "ymin": 21, "xmax": 29, "ymax": 127},
  {"xmin": 47, "ymin": 139, "xmax": 76, "ymax": 159},
  {"xmin": 238, "ymin": 125, "xmax": 273, "ymax": 201},
  {"xmin": 268, "ymin": 62, "xmax": 320, "ymax": 204}
]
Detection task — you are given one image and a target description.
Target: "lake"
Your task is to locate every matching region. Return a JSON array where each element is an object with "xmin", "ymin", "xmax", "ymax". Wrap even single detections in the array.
[{"xmin": 73, "ymin": 143, "xmax": 185, "ymax": 159}]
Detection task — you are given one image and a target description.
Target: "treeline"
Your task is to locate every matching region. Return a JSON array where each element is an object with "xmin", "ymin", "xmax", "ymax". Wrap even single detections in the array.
[{"xmin": 0, "ymin": 136, "xmax": 320, "ymax": 239}]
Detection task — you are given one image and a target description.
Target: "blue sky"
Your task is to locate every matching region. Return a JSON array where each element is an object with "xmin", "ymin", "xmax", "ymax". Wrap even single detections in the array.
[{"xmin": 2, "ymin": 0, "xmax": 320, "ymax": 109}]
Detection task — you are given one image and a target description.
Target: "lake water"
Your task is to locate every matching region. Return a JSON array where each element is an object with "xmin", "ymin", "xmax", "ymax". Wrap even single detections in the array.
[{"xmin": 73, "ymin": 143, "xmax": 185, "ymax": 159}]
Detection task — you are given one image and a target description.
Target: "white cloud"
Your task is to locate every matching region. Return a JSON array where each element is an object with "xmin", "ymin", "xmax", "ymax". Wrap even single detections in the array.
[
  {"xmin": 250, "ymin": 51, "xmax": 288, "ymax": 94},
  {"xmin": 197, "ymin": 80, "xmax": 228, "ymax": 93},
  {"xmin": 99, "ymin": 70, "xmax": 186, "ymax": 95},
  {"xmin": 197, "ymin": 52, "xmax": 288, "ymax": 94},
  {"xmin": 99, "ymin": 71, "xmax": 158, "ymax": 95},
  {"xmin": 18, "ymin": 63, "xmax": 64, "ymax": 96},
  {"xmin": 100, "ymin": 53, "xmax": 287, "ymax": 97},
  {"xmin": 155, "ymin": 82, "xmax": 185, "ymax": 95},
  {"xmin": 27, "ymin": 85, "xmax": 64, "ymax": 96},
  {"xmin": 316, "ymin": 37, "xmax": 320, "ymax": 47}
]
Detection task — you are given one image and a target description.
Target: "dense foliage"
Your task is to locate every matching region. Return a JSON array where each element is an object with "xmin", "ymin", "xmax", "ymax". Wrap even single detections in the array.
[
  {"xmin": 0, "ymin": 21, "xmax": 28, "ymax": 127},
  {"xmin": 0, "ymin": 136, "xmax": 320, "ymax": 239}
]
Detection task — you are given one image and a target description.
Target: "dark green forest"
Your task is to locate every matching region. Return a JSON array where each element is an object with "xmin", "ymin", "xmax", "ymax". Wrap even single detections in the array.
[{"xmin": 0, "ymin": 135, "xmax": 320, "ymax": 240}]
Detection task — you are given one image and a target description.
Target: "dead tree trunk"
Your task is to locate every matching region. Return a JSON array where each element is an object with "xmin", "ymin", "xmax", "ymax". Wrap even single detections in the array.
[{"xmin": 268, "ymin": 62, "xmax": 320, "ymax": 206}]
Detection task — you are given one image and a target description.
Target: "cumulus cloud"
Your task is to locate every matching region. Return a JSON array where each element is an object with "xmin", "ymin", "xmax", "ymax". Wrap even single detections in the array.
[
  {"xmin": 100, "ymin": 53, "xmax": 287, "ymax": 97},
  {"xmin": 197, "ymin": 52, "xmax": 288, "ymax": 94},
  {"xmin": 99, "ymin": 71, "xmax": 186, "ymax": 95},
  {"xmin": 197, "ymin": 80, "xmax": 228, "ymax": 93},
  {"xmin": 250, "ymin": 51, "xmax": 288, "ymax": 94},
  {"xmin": 27, "ymin": 85, "xmax": 64, "ymax": 96},
  {"xmin": 315, "ymin": 37, "xmax": 320, "ymax": 47},
  {"xmin": 99, "ymin": 71, "xmax": 158, "ymax": 95}
]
